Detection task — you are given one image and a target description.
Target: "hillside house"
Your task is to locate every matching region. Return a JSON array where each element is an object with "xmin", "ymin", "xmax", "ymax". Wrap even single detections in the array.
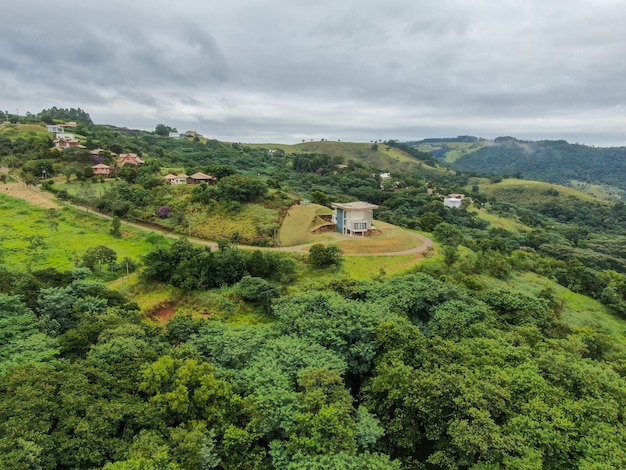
[
  {"xmin": 331, "ymin": 201, "xmax": 378, "ymax": 236},
  {"xmin": 167, "ymin": 174, "xmax": 188, "ymax": 185},
  {"xmin": 92, "ymin": 164, "xmax": 113, "ymax": 176},
  {"xmin": 46, "ymin": 125, "xmax": 64, "ymax": 133},
  {"xmin": 443, "ymin": 197, "xmax": 463, "ymax": 208},
  {"xmin": 55, "ymin": 133, "xmax": 75, "ymax": 140},
  {"xmin": 118, "ymin": 153, "xmax": 144, "ymax": 168},
  {"xmin": 90, "ymin": 148, "xmax": 112, "ymax": 158},
  {"xmin": 187, "ymin": 172, "xmax": 217, "ymax": 185},
  {"xmin": 53, "ymin": 139, "xmax": 86, "ymax": 149},
  {"xmin": 46, "ymin": 122, "xmax": 77, "ymax": 133}
]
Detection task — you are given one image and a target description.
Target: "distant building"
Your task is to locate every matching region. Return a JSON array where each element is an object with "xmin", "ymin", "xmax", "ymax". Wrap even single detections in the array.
[
  {"xmin": 331, "ymin": 201, "xmax": 378, "ymax": 236},
  {"xmin": 53, "ymin": 139, "xmax": 86, "ymax": 149},
  {"xmin": 187, "ymin": 172, "xmax": 217, "ymax": 185},
  {"xmin": 170, "ymin": 174, "xmax": 189, "ymax": 185},
  {"xmin": 443, "ymin": 197, "xmax": 463, "ymax": 208},
  {"xmin": 46, "ymin": 124, "xmax": 64, "ymax": 133},
  {"xmin": 55, "ymin": 133, "xmax": 75, "ymax": 140},
  {"xmin": 92, "ymin": 164, "xmax": 113, "ymax": 176},
  {"xmin": 118, "ymin": 153, "xmax": 144, "ymax": 168}
]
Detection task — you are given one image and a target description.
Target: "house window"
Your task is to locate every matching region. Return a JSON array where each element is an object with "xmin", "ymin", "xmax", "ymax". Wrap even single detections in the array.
[{"xmin": 353, "ymin": 222, "xmax": 367, "ymax": 230}]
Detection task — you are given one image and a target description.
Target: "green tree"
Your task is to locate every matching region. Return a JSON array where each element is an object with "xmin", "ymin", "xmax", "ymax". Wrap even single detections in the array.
[
  {"xmin": 82, "ymin": 245, "xmax": 118, "ymax": 272},
  {"xmin": 110, "ymin": 216, "xmax": 122, "ymax": 237},
  {"xmin": 236, "ymin": 276, "xmax": 280, "ymax": 314},
  {"xmin": 155, "ymin": 124, "xmax": 176, "ymax": 136},
  {"xmin": 419, "ymin": 212, "xmax": 444, "ymax": 232},
  {"xmin": 217, "ymin": 175, "xmax": 267, "ymax": 202},
  {"xmin": 308, "ymin": 244, "xmax": 343, "ymax": 269}
]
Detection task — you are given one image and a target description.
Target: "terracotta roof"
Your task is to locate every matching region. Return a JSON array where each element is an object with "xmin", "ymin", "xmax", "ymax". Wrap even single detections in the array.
[
  {"xmin": 163, "ymin": 174, "xmax": 177, "ymax": 179},
  {"xmin": 119, "ymin": 153, "xmax": 144, "ymax": 163},
  {"xmin": 189, "ymin": 172, "xmax": 216, "ymax": 180}
]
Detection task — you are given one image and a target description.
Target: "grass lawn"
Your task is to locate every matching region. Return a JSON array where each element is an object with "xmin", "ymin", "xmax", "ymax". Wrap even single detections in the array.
[
  {"xmin": 0, "ymin": 193, "xmax": 163, "ymax": 274},
  {"xmin": 471, "ymin": 208, "xmax": 531, "ymax": 233},
  {"xmin": 280, "ymin": 204, "xmax": 422, "ymax": 254},
  {"xmin": 481, "ymin": 271, "xmax": 626, "ymax": 342},
  {"xmin": 479, "ymin": 178, "xmax": 599, "ymax": 204},
  {"xmin": 279, "ymin": 203, "xmax": 332, "ymax": 246}
]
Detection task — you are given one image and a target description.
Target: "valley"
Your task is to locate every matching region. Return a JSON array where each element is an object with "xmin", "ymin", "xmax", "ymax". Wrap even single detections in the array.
[{"xmin": 1, "ymin": 109, "xmax": 626, "ymax": 468}]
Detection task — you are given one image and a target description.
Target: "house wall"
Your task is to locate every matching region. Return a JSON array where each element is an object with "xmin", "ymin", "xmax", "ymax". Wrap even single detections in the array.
[
  {"xmin": 443, "ymin": 198, "xmax": 462, "ymax": 208},
  {"xmin": 334, "ymin": 208, "xmax": 374, "ymax": 234},
  {"xmin": 336, "ymin": 208, "xmax": 344, "ymax": 233}
]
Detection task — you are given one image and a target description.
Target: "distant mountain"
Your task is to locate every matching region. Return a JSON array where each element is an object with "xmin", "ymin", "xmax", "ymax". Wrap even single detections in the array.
[{"xmin": 411, "ymin": 136, "xmax": 626, "ymax": 198}]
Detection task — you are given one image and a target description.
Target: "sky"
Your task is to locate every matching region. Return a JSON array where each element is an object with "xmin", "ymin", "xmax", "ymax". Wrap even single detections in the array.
[{"xmin": 3, "ymin": 0, "xmax": 626, "ymax": 146}]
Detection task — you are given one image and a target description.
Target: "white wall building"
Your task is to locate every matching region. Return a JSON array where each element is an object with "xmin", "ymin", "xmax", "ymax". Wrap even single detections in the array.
[{"xmin": 331, "ymin": 201, "xmax": 378, "ymax": 235}]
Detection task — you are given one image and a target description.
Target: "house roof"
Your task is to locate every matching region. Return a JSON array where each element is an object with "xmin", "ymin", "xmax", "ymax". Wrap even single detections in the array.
[
  {"xmin": 163, "ymin": 174, "xmax": 177, "ymax": 179},
  {"xmin": 119, "ymin": 153, "xmax": 144, "ymax": 163},
  {"xmin": 189, "ymin": 172, "xmax": 216, "ymax": 180},
  {"xmin": 175, "ymin": 174, "xmax": 189, "ymax": 178},
  {"xmin": 331, "ymin": 201, "xmax": 379, "ymax": 210},
  {"xmin": 61, "ymin": 121, "xmax": 77, "ymax": 127},
  {"xmin": 92, "ymin": 164, "xmax": 112, "ymax": 169}
]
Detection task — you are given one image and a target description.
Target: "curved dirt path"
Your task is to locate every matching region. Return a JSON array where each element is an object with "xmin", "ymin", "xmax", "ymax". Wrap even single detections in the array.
[{"xmin": 2, "ymin": 180, "xmax": 434, "ymax": 257}]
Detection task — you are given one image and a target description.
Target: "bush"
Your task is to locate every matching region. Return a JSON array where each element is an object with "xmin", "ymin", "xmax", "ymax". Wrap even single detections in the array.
[
  {"xmin": 308, "ymin": 244, "xmax": 343, "ymax": 269},
  {"xmin": 156, "ymin": 205, "xmax": 171, "ymax": 219}
]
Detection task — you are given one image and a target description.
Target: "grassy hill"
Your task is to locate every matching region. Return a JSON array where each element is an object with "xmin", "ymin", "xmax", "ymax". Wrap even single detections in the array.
[
  {"xmin": 248, "ymin": 140, "xmax": 442, "ymax": 173},
  {"xmin": 472, "ymin": 178, "xmax": 600, "ymax": 205},
  {"xmin": 414, "ymin": 136, "xmax": 626, "ymax": 200}
]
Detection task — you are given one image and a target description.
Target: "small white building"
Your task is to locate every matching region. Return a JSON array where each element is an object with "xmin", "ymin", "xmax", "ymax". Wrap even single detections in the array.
[
  {"xmin": 55, "ymin": 133, "xmax": 75, "ymax": 140},
  {"xmin": 443, "ymin": 197, "xmax": 463, "ymax": 208},
  {"xmin": 331, "ymin": 201, "xmax": 378, "ymax": 236},
  {"xmin": 170, "ymin": 174, "xmax": 189, "ymax": 185}
]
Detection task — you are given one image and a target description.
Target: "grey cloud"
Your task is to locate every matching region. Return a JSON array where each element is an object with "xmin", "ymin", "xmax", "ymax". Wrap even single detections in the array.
[{"xmin": 3, "ymin": 0, "xmax": 626, "ymax": 146}]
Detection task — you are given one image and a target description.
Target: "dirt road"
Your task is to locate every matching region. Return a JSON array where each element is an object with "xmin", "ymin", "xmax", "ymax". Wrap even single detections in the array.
[{"xmin": 1, "ymin": 181, "xmax": 434, "ymax": 257}]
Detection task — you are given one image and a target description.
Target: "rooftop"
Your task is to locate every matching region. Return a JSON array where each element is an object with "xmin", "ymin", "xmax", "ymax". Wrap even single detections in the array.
[{"xmin": 331, "ymin": 201, "xmax": 379, "ymax": 210}]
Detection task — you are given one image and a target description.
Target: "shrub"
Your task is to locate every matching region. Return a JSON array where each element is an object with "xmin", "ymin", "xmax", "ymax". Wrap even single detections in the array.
[{"xmin": 156, "ymin": 205, "xmax": 171, "ymax": 219}]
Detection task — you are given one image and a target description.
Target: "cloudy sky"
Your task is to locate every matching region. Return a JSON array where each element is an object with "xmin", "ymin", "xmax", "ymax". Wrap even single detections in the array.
[{"xmin": 3, "ymin": 0, "xmax": 626, "ymax": 145}]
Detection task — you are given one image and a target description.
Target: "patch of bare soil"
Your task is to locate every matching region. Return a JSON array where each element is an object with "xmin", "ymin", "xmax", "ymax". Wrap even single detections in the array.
[
  {"xmin": 1, "ymin": 182, "xmax": 60, "ymax": 209},
  {"xmin": 145, "ymin": 301, "xmax": 176, "ymax": 324}
]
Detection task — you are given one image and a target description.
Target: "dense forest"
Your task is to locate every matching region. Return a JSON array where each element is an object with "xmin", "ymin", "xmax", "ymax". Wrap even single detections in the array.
[{"xmin": 1, "ymin": 109, "xmax": 626, "ymax": 468}]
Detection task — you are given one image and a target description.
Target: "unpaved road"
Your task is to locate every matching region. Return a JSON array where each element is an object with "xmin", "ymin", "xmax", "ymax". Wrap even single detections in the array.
[{"xmin": 1, "ymin": 181, "xmax": 434, "ymax": 257}]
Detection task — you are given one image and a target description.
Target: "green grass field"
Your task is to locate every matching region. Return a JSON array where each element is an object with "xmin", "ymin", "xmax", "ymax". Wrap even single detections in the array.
[
  {"xmin": 478, "ymin": 178, "xmax": 599, "ymax": 204},
  {"xmin": 471, "ymin": 208, "xmax": 531, "ymax": 233},
  {"xmin": 0, "ymin": 193, "xmax": 162, "ymax": 274},
  {"xmin": 481, "ymin": 271, "xmax": 626, "ymax": 343},
  {"xmin": 247, "ymin": 140, "xmax": 441, "ymax": 172},
  {"xmin": 416, "ymin": 141, "xmax": 485, "ymax": 163}
]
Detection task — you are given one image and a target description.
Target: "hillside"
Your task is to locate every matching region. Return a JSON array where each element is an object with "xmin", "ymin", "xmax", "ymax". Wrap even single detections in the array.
[
  {"xmin": 3, "ymin": 109, "xmax": 626, "ymax": 468},
  {"xmin": 412, "ymin": 136, "xmax": 626, "ymax": 200}
]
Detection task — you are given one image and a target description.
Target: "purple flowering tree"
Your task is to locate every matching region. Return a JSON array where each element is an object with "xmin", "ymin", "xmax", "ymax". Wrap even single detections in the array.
[{"xmin": 156, "ymin": 206, "xmax": 171, "ymax": 219}]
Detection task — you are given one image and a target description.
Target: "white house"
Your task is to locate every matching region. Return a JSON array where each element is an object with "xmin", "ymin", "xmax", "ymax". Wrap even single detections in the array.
[
  {"xmin": 46, "ymin": 124, "xmax": 65, "ymax": 133},
  {"xmin": 331, "ymin": 201, "xmax": 378, "ymax": 236},
  {"xmin": 170, "ymin": 174, "xmax": 189, "ymax": 185},
  {"xmin": 55, "ymin": 133, "xmax": 75, "ymax": 140},
  {"xmin": 443, "ymin": 197, "xmax": 463, "ymax": 208}
]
